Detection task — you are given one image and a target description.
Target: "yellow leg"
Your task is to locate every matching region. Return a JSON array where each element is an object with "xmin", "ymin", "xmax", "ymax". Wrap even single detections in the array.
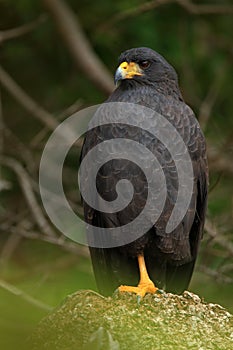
[{"xmin": 118, "ymin": 254, "xmax": 158, "ymax": 298}]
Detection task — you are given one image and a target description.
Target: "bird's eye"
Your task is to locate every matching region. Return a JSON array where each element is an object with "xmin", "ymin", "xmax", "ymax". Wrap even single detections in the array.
[{"xmin": 139, "ymin": 60, "xmax": 151, "ymax": 69}]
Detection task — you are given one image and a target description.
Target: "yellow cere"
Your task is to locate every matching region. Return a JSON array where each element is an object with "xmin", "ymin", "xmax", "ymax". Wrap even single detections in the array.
[{"xmin": 119, "ymin": 61, "xmax": 143, "ymax": 79}]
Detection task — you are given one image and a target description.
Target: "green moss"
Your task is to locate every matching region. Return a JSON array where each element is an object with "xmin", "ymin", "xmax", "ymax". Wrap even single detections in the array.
[{"xmin": 31, "ymin": 290, "xmax": 233, "ymax": 350}]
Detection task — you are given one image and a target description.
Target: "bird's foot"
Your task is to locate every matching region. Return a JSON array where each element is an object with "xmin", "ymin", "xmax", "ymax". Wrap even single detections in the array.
[{"xmin": 118, "ymin": 280, "xmax": 158, "ymax": 299}]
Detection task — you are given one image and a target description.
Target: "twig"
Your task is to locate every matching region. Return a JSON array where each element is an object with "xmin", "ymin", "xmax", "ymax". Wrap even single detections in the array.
[
  {"xmin": 208, "ymin": 173, "xmax": 222, "ymax": 194},
  {"xmin": 207, "ymin": 147, "xmax": 233, "ymax": 176},
  {"xmin": 30, "ymin": 98, "xmax": 83, "ymax": 148},
  {"xmin": 0, "ymin": 65, "xmax": 59, "ymax": 131},
  {"xmin": 177, "ymin": 0, "xmax": 233, "ymax": 15},
  {"xmin": 0, "ymin": 86, "xmax": 4, "ymax": 190},
  {"xmin": 198, "ymin": 265, "xmax": 233, "ymax": 284},
  {"xmin": 0, "ymin": 279, "xmax": 52, "ymax": 311},
  {"xmin": 198, "ymin": 65, "xmax": 227, "ymax": 131},
  {"xmin": 99, "ymin": 0, "xmax": 233, "ymax": 31},
  {"xmin": 204, "ymin": 219, "xmax": 233, "ymax": 258},
  {"xmin": 219, "ymin": 130, "xmax": 233, "ymax": 154},
  {"xmin": 0, "ymin": 232, "xmax": 22, "ymax": 264},
  {"xmin": 0, "ymin": 208, "xmax": 29, "ymax": 231},
  {"xmin": 0, "ymin": 65, "xmax": 83, "ymax": 145},
  {"xmin": 98, "ymin": 0, "xmax": 172, "ymax": 31},
  {"xmin": 42, "ymin": 0, "xmax": 114, "ymax": 95},
  {"xmin": 4, "ymin": 126, "xmax": 36, "ymax": 173},
  {"xmin": 0, "ymin": 87, "xmax": 3, "ymax": 156},
  {"xmin": 0, "ymin": 156, "xmax": 56, "ymax": 237},
  {"xmin": 0, "ymin": 14, "xmax": 47, "ymax": 44},
  {"xmin": 13, "ymin": 227, "xmax": 89, "ymax": 257},
  {"xmin": 219, "ymin": 263, "xmax": 233, "ymax": 274},
  {"xmin": 58, "ymin": 98, "xmax": 84, "ymax": 119}
]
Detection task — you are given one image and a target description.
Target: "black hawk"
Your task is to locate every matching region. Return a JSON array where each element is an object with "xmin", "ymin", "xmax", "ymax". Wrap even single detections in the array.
[{"xmin": 81, "ymin": 47, "xmax": 208, "ymax": 297}]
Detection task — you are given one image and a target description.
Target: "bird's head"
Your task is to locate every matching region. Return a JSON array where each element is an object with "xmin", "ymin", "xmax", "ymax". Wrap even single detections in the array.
[{"xmin": 114, "ymin": 47, "xmax": 178, "ymax": 87}]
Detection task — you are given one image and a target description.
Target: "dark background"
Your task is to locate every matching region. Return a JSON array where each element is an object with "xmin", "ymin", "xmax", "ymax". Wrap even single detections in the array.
[{"xmin": 0, "ymin": 1, "xmax": 232, "ymax": 349}]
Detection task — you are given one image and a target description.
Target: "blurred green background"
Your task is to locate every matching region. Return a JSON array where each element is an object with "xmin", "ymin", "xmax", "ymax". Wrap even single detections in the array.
[{"xmin": 0, "ymin": 0, "xmax": 233, "ymax": 349}]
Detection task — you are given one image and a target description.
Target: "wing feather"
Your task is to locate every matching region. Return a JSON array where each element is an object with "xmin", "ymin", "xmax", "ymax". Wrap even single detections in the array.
[{"xmin": 80, "ymin": 83, "xmax": 208, "ymax": 295}]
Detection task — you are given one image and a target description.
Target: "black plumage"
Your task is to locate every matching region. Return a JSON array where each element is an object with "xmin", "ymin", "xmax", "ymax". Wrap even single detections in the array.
[{"xmin": 81, "ymin": 47, "xmax": 208, "ymax": 296}]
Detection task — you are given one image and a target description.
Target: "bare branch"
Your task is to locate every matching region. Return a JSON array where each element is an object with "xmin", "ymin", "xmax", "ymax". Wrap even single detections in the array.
[
  {"xmin": 209, "ymin": 156, "xmax": 233, "ymax": 175},
  {"xmin": 0, "ymin": 66, "xmax": 80, "ymax": 146},
  {"xmin": 177, "ymin": 0, "xmax": 233, "ymax": 15},
  {"xmin": 219, "ymin": 130, "xmax": 233, "ymax": 154},
  {"xmin": 58, "ymin": 98, "xmax": 84, "ymax": 119},
  {"xmin": 0, "ymin": 208, "xmax": 29, "ymax": 232},
  {"xmin": 16, "ymin": 227, "xmax": 89, "ymax": 257},
  {"xmin": 219, "ymin": 263, "xmax": 233, "ymax": 275},
  {"xmin": 0, "ymin": 87, "xmax": 4, "ymax": 190},
  {"xmin": 0, "ymin": 87, "xmax": 3, "ymax": 156},
  {"xmin": 0, "ymin": 87, "xmax": 10, "ymax": 191},
  {"xmin": 99, "ymin": 0, "xmax": 233, "ymax": 31},
  {"xmin": 42, "ymin": 0, "xmax": 114, "ymax": 95},
  {"xmin": 204, "ymin": 219, "xmax": 233, "ymax": 258},
  {"xmin": 0, "ymin": 65, "xmax": 59, "ymax": 130},
  {"xmin": 198, "ymin": 65, "xmax": 227, "ymax": 131},
  {"xmin": 198, "ymin": 265, "xmax": 233, "ymax": 284},
  {"xmin": 0, "ymin": 232, "xmax": 22, "ymax": 264},
  {"xmin": 0, "ymin": 14, "xmax": 47, "ymax": 44},
  {"xmin": 0, "ymin": 156, "xmax": 56, "ymax": 237},
  {"xmin": 4, "ymin": 126, "xmax": 37, "ymax": 173},
  {"xmin": 98, "ymin": 0, "xmax": 173, "ymax": 31},
  {"xmin": 207, "ymin": 146, "xmax": 233, "ymax": 176},
  {"xmin": 198, "ymin": 83, "xmax": 220, "ymax": 131},
  {"xmin": 30, "ymin": 98, "xmax": 84, "ymax": 148},
  {"xmin": 0, "ymin": 279, "xmax": 52, "ymax": 311}
]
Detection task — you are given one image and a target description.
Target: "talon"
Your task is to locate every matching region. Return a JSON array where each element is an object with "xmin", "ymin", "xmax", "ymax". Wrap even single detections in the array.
[
  {"xmin": 157, "ymin": 289, "xmax": 165, "ymax": 295},
  {"xmin": 112, "ymin": 288, "xmax": 119, "ymax": 297},
  {"xmin": 118, "ymin": 254, "xmax": 158, "ymax": 299}
]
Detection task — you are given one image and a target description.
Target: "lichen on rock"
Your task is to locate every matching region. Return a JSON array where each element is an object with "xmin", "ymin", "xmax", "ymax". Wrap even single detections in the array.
[{"xmin": 31, "ymin": 290, "xmax": 233, "ymax": 350}]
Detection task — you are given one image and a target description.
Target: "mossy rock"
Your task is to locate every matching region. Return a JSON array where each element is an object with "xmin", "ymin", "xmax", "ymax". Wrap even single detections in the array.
[{"xmin": 31, "ymin": 290, "xmax": 233, "ymax": 350}]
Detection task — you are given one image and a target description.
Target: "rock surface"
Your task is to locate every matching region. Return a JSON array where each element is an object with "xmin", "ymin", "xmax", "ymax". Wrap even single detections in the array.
[{"xmin": 31, "ymin": 290, "xmax": 233, "ymax": 350}]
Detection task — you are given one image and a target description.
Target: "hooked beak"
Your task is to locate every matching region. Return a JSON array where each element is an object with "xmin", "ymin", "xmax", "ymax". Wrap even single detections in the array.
[{"xmin": 114, "ymin": 61, "xmax": 143, "ymax": 85}]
